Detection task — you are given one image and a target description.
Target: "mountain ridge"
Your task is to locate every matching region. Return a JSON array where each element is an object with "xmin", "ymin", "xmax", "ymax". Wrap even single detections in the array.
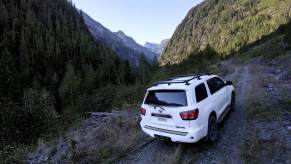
[
  {"xmin": 82, "ymin": 13, "xmax": 156, "ymax": 66},
  {"xmin": 160, "ymin": 0, "xmax": 291, "ymax": 65}
]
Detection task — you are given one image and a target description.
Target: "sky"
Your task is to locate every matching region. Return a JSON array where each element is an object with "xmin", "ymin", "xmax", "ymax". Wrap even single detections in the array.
[{"xmin": 72, "ymin": 0, "xmax": 204, "ymax": 45}]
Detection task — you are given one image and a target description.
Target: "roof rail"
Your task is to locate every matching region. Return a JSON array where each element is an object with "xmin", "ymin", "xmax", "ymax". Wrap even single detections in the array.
[
  {"xmin": 153, "ymin": 73, "xmax": 210, "ymax": 86},
  {"xmin": 173, "ymin": 73, "xmax": 210, "ymax": 78}
]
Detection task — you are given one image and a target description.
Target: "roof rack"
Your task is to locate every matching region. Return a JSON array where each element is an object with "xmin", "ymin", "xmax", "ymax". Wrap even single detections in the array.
[
  {"xmin": 153, "ymin": 73, "xmax": 210, "ymax": 86},
  {"xmin": 173, "ymin": 73, "xmax": 210, "ymax": 78}
]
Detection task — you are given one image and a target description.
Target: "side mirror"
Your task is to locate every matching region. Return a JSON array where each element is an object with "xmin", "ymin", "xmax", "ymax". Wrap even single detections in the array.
[{"xmin": 225, "ymin": 81, "xmax": 233, "ymax": 86}]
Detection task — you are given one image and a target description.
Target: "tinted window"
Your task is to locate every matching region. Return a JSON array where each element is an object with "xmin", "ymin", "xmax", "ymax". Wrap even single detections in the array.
[
  {"xmin": 195, "ymin": 83, "xmax": 208, "ymax": 103},
  {"xmin": 145, "ymin": 90, "xmax": 187, "ymax": 106},
  {"xmin": 207, "ymin": 77, "xmax": 225, "ymax": 94}
]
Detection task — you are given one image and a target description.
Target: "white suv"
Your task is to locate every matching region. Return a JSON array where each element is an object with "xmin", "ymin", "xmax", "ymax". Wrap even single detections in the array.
[{"xmin": 140, "ymin": 73, "xmax": 235, "ymax": 143}]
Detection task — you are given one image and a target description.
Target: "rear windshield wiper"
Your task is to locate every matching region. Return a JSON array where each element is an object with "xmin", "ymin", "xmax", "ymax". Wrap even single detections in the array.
[
  {"xmin": 167, "ymin": 103, "xmax": 184, "ymax": 106},
  {"xmin": 155, "ymin": 104, "xmax": 166, "ymax": 110},
  {"xmin": 148, "ymin": 104, "xmax": 166, "ymax": 110}
]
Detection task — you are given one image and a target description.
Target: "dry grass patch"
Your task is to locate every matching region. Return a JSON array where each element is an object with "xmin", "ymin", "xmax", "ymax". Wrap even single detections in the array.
[
  {"xmin": 240, "ymin": 129, "xmax": 288, "ymax": 164},
  {"xmin": 241, "ymin": 56, "xmax": 291, "ymax": 163},
  {"xmin": 246, "ymin": 102, "xmax": 285, "ymax": 121},
  {"xmin": 70, "ymin": 113, "xmax": 142, "ymax": 163},
  {"xmin": 29, "ymin": 110, "xmax": 143, "ymax": 163}
]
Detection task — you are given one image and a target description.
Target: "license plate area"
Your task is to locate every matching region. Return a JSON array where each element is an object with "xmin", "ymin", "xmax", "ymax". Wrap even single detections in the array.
[
  {"xmin": 158, "ymin": 117, "xmax": 167, "ymax": 122},
  {"xmin": 151, "ymin": 113, "xmax": 172, "ymax": 118}
]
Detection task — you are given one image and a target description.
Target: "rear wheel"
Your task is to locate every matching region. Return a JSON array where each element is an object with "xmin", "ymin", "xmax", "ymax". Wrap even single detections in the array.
[
  {"xmin": 230, "ymin": 92, "xmax": 235, "ymax": 112},
  {"xmin": 207, "ymin": 115, "xmax": 218, "ymax": 142}
]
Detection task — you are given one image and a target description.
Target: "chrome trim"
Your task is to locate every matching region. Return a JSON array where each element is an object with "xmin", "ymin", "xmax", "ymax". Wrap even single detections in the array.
[{"xmin": 144, "ymin": 125, "xmax": 188, "ymax": 136}]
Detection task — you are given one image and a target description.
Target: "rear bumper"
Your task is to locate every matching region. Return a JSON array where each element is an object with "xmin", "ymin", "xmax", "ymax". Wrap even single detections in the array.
[{"xmin": 140, "ymin": 121, "xmax": 205, "ymax": 143}]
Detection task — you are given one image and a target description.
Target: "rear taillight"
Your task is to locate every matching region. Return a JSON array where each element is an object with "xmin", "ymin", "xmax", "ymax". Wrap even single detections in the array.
[
  {"xmin": 140, "ymin": 107, "xmax": 146, "ymax": 115},
  {"xmin": 180, "ymin": 109, "xmax": 199, "ymax": 120}
]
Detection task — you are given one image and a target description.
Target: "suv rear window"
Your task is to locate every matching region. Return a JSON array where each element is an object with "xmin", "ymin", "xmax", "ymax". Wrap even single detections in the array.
[
  {"xmin": 195, "ymin": 83, "xmax": 208, "ymax": 103},
  {"xmin": 145, "ymin": 90, "xmax": 187, "ymax": 106}
]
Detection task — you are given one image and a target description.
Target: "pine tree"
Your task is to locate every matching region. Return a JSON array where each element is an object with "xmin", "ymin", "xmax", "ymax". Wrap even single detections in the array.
[
  {"xmin": 138, "ymin": 55, "xmax": 151, "ymax": 84},
  {"xmin": 83, "ymin": 65, "xmax": 97, "ymax": 93},
  {"xmin": 0, "ymin": 48, "xmax": 15, "ymax": 98},
  {"xmin": 59, "ymin": 64, "xmax": 81, "ymax": 106}
]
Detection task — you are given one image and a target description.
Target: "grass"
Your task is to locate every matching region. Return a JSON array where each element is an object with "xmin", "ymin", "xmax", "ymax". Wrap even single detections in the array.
[
  {"xmin": 240, "ymin": 53, "xmax": 291, "ymax": 163},
  {"xmin": 240, "ymin": 129, "xmax": 288, "ymax": 164},
  {"xmin": 6, "ymin": 83, "xmax": 146, "ymax": 163},
  {"xmin": 244, "ymin": 54, "xmax": 291, "ymax": 121},
  {"xmin": 6, "ymin": 73, "xmax": 158, "ymax": 163},
  {"xmin": 241, "ymin": 94, "xmax": 290, "ymax": 163},
  {"xmin": 0, "ymin": 144, "xmax": 29, "ymax": 164},
  {"xmin": 0, "ymin": 108, "xmax": 86, "ymax": 163},
  {"xmin": 34, "ymin": 109, "xmax": 144, "ymax": 163},
  {"xmin": 245, "ymin": 102, "xmax": 285, "ymax": 121},
  {"xmin": 238, "ymin": 33, "xmax": 286, "ymax": 62}
]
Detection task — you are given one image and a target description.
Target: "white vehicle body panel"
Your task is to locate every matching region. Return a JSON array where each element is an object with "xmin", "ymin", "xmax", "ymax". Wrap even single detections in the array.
[{"xmin": 140, "ymin": 75, "xmax": 235, "ymax": 143}]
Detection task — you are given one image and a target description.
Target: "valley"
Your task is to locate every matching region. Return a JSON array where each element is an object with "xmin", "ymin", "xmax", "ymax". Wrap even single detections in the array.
[{"xmin": 0, "ymin": 0, "xmax": 291, "ymax": 163}]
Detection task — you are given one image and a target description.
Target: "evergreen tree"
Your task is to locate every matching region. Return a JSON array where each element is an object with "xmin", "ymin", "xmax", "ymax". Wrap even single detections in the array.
[
  {"xmin": 138, "ymin": 55, "xmax": 152, "ymax": 84},
  {"xmin": 0, "ymin": 0, "xmax": 155, "ymax": 147},
  {"xmin": 59, "ymin": 64, "xmax": 81, "ymax": 106}
]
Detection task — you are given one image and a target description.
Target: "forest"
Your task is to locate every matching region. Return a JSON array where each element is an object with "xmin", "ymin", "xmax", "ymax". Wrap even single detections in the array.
[{"xmin": 0, "ymin": 0, "xmax": 154, "ymax": 149}]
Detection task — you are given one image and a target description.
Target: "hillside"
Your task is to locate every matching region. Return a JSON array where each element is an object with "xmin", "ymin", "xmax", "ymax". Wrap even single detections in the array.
[
  {"xmin": 0, "ymin": 0, "xmax": 141, "ymax": 148},
  {"xmin": 160, "ymin": 0, "xmax": 291, "ymax": 65},
  {"xmin": 83, "ymin": 13, "xmax": 156, "ymax": 66}
]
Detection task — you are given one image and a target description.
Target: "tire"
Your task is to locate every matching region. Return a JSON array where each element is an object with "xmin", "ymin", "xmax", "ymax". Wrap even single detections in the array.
[
  {"xmin": 207, "ymin": 115, "xmax": 218, "ymax": 142},
  {"xmin": 230, "ymin": 92, "xmax": 235, "ymax": 112}
]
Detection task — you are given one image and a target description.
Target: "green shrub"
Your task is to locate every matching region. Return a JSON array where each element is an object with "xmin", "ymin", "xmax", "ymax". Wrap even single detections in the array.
[
  {"xmin": 0, "ymin": 89, "xmax": 55, "ymax": 144},
  {"xmin": 59, "ymin": 64, "xmax": 82, "ymax": 106},
  {"xmin": 76, "ymin": 87, "xmax": 116, "ymax": 113},
  {"xmin": 112, "ymin": 85, "xmax": 146, "ymax": 108}
]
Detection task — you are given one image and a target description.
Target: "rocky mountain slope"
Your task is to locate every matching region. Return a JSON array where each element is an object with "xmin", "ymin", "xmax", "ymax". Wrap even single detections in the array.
[
  {"xmin": 160, "ymin": 0, "xmax": 291, "ymax": 65},
  {"xmin": 114, "ymin": 31, "xmax": 157, "ymax": 60},
  {"xmin": 82, "ymin": 13, "xmax": 156, "ymax": 66},
  {"xmin": 144, "ymin": 39, "xmax": 170, "ymax": 58}
]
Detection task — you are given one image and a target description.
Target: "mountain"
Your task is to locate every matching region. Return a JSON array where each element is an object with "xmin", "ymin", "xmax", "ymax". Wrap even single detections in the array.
[
  {"xmin": 144, "ymin": 39, "xmax": 170, "ymax": 58},
  {"xmin": 144, "ymin": 42, "xmax": 159, "ymax": 53},
  {"xmin": 0, "ymin": 0, "xmax": 138, "ymax": 144},
  {"xmin": 82, "ymin": 13, "xmax": 156, "ymax": 66},
  {"xmin": 114, "ymin": 30, "xmax": 157, "ymax": 60},
  {"xmin": 160, "ymin": 0, "xmax": 291, "ymax": 65}
]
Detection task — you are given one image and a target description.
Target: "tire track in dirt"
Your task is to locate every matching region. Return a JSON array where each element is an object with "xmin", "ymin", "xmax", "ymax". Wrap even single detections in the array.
[
  {"xmin": 117, "ymin": 66, "xmax": 250, "ymax": 164},
  {"xmin": 189, "ymin": 66, "xmax": 250, "ymax": 164}
]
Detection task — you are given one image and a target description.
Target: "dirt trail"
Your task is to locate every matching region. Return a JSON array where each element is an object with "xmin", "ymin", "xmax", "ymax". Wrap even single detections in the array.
[
  {"xmin": 117, "ymin": 66, "xmax": 251, "ymax": 164},
  {"xmin": 191, "ymin": 66, "xmax": 250, "ymax": 163}
]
